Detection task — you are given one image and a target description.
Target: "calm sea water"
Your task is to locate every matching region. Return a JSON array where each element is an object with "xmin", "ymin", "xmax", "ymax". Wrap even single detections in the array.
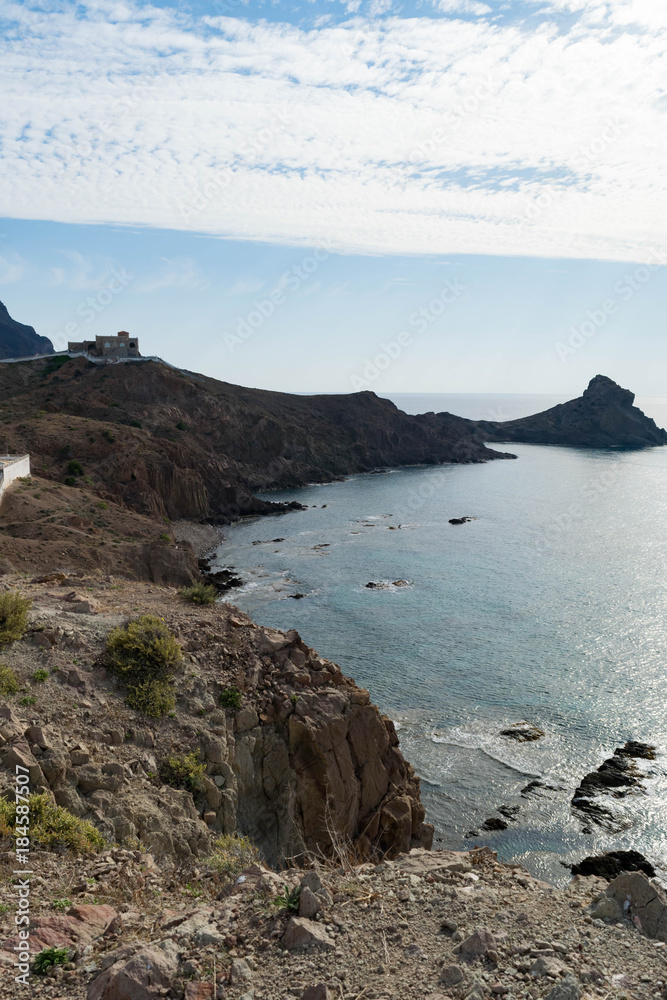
[{"xmin": 213, "ymin": 394, "xmax": 667, "ymax": 885}]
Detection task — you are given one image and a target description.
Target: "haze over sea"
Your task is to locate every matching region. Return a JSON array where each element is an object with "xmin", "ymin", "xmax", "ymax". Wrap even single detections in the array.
[{"xmin": 214, "ymin": 394, "xmax": 667, "ymax": 885}]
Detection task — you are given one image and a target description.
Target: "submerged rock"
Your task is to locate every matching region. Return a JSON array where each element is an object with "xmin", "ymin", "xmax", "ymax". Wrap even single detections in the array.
[{"xmin": 500, "ymin": 721, "xmax": 545, "ymax": 742}]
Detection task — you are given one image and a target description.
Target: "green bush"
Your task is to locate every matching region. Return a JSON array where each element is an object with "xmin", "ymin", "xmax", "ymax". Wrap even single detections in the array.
[
  {"xmin": 0, "ymin": 592, "xmax": 31, "ymax": 648},
  {"xmin": 64, "ymin": 476, "xmax": 76, "ymax": 487},
  {"xmin": 19, "ymin": 695, "xmax": 36, "ymax": 707},
  {"xmin": 160, "ymin": 750, "xmax": 206, "ymax": 793},
  {"xmin": 175, "ymin": 421, "xmax": 189, "ymax": 431},
  {"xmin": 180, "ymin": 582, "xmax": 217, "ymax": 606},
  {"xmin": 106, "ymin": 616, "xmax": 182, "ymax": 719},
  {"xmin": 129, "ymin": 419, "xmax": 142, "ymax": 428},
  {"xmin": 0, "ymin": 663, "xmax": 19, "ymax": 695},
  {"xmin": 32, "ymin": 668, "xmax": 49, "ymax": 683},
  {"xmin": 105, "ymin": 615, "xmax": 182, "ymax": 686},
  {"xmin": 0, "ymin": 793, "xmax": 105, "ymax": 852},
  {"xmin": 219, "ymin": 687, "xmax": 242, "ymax": 709},
  {"xmin": 125, "ymin": 678, "xmax": 176, "ymax": 718},
  {"xmin": 34, "ymin": 946, "xmax": 70, "ymax": 975},
  {"xmin": 67, "ymin": 460, "xmax": 83, "ymax": 476},
  {"xmin": 206, "ymin": 833, "xmax": 259, "ymax": 877},
  {"xmin": 51, "ymin": 898, "xmax": 72, "ymax": 912}
]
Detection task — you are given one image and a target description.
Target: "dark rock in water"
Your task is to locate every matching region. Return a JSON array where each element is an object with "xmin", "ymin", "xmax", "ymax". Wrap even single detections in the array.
[
  {"xmin": 449, "ymin": 516, "xmax": 474, "ymax": 525},
  {"xmin": 497, "ymin": 804, "xmax": 521, "ymax": 820},
  {"xmin": 253, "ymin": 537, "xmax": 285, "ymax": 545},
  {"xmin": 617, "ymin": 741, "xmax": 656, "ymax": 760},
  {"xmin": 288, "ymin": 593, "xmax": 306, "ymax": 600},
  {"xmin": 521, "ymin": 779, "xmax": 544, "ymax": 796},
  {"xmin": 480, "ymin": 816, "xmax": 508, "ymax": 832},
  {"xmin": 199, "ymin": 564, "xmax": 243, "ymax": 592},
  {"xmin": 569, "ymin": 850, "xmax": 656, "ymax": 881},
  {"xmin": 365, "ymin": 582, "xmax": 378, "ymax": 589},
  {"xmin": 392, "ymin": 580, "xmax": 410, "ymax": 587},
  {"xmin": 572, "ymin": 740, "xmax": 657, "ymax": 829},
  {"xmin": 501, "ymin": 722, "xmax": 545, "ymax": 742},
  {"xmin": 473, "ymin": 374, "xmax": 667, "ymax": 449}
]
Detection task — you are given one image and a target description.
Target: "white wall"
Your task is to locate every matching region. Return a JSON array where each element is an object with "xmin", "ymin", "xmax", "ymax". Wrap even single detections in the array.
[{"xmin": 0, "ymin": 455, "xmax": 31, "ymax": 504}]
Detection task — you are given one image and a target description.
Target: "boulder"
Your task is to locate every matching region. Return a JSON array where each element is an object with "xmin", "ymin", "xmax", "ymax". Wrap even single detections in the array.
[
  {"xmin": 545, "ymin": 977, "xmax": 581, "ymax": 1000},
  {"xmin": 440, "ymin": 964, "xmax": 465, "ymax": 986},
  {"xmin": 230, "ymin": 958, "xmax": 253, "ymax": 984},
  {"xmin": 530, "ymin": 955, "xmax": 567, "ymax": 977},
  {"xmin": 298, "ymin": 886, "xmax": 323, "ymax": 919},
  {"xmin": 87, "ymin": 940, "xmax": 180, "ymax": 1000},
  {"xmin": 455, "ymin": 927, "xmax": 498, "ymax": 960},
  {"xmin": 300, "ymin": 987, "xmax": 332, "ymax": 1000},
  {"xmin": 592, "ymin": 870, "xmax": 667, "ymax": 940},
  {"xmin": 1, "ymin": 903, "xmax": 117, "ymax": 962},
  {"xmin": 282, "ymin": 917, "xmax": 335, "ymax": 951}
]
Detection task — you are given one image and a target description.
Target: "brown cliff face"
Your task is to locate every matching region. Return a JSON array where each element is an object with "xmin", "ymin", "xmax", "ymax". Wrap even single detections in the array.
[
  {"xmin": 0, "ymin": 579, "xmax": 432, "ymax": 865},
  {"xmin": 0, "ymin": 356, "xmax": 512, "ymax": 524},
  {"xmin": 472, "ymin": 375, "xmax": 667, "ymax": 449}
]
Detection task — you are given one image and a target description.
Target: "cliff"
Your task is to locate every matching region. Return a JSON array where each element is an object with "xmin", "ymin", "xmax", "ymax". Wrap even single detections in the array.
[
  {"xmin": 0, "ymin": 577, "xmax": 432, "ymax": 866},
  {"xmin": 0, "ymin": 299, "xmax": 54, "ymax": 360},
  {"xmin": 472, "ymin": 375, "xmax": 667, "ymax": 449}
]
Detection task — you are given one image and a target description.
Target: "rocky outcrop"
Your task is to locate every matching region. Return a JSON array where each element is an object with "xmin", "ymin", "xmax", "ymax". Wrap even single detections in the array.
[
  {"xmin": 0, "ymin": 299, "xmax": 54, "ymax": 359},
  {"xmin": 0, "ymin": 580, "xmax": 432, "ymax": 866},
  {"xmin": 473, "ymin": 375, "xmax": 667, "ymax": 449}
]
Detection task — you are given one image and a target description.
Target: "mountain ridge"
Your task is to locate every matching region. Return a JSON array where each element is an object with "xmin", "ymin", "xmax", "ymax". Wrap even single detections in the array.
[{"xmin": 0, "ymin": 299, "xmax": 54, "ymax": 359}]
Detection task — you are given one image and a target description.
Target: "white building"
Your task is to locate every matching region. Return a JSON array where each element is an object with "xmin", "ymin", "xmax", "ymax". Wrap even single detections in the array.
[{"xmin": 0, "ymin": 455, "xmax": 30, "ymax": 504}]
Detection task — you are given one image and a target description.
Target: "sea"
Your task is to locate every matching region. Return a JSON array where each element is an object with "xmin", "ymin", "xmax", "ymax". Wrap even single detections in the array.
[{"xmin": 210, "ymin": 393, "xmax": 667, "ymax": 886}]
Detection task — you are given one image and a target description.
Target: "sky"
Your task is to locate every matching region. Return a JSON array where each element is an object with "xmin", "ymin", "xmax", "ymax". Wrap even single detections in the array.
[{"xmin": 0, "ymin": 0, "xmax": 666, "ymax": 394}]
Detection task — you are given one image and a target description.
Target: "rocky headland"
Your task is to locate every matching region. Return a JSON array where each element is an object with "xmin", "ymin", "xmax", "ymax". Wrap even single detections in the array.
[{"xmin": 472, "ymin": 375, "xmax": 667, "ymax": 450}]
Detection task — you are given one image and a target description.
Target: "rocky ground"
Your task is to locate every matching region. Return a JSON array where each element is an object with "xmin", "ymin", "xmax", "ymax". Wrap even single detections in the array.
[
  {"xmin": 1, "ymin": 579, "xmax": 666, "ymax": 1000},
  {"xmin": 1, "ymin": 840, "xmax": 667, "ymax": 1000}
]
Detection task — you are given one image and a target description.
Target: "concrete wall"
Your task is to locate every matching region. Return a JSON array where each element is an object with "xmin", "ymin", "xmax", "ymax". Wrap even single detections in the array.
[{"xmin": 0, "ymin": 455, "xmax": 30, "ymax": 504}]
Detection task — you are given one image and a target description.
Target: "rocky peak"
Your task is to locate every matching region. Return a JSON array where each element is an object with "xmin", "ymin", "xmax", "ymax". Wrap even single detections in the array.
[
  {"xmin": 581, "ymin": 374, "xmax": 635, "ymax": 409},
  {"xmin": 0, "ymin": 299, "xmax": 54, "ymax": 360}
]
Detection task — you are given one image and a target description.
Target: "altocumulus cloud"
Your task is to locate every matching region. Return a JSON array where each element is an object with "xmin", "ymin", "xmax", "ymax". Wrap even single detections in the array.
[{"xmin": 0, "ymin": 0, "xmax": 666, "ymax": 262}]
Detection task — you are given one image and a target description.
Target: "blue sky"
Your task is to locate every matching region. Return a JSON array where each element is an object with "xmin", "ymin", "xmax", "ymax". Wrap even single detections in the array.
[{"xmin": 1, "ymin": 0, "xmax": 666, "ymax": 393}]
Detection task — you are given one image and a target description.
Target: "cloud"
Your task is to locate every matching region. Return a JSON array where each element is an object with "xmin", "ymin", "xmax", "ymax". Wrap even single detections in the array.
[
  {"xmin": 48, "ymin": 251, "xmax": 122, "ymax": 290},
  {"xmin": 0, "ymin": 252, "xmax": 25, "ymax": 285},
  {"xmin": 0, "ymin": 1, "xmax": 666, "ymax": 263},
  {"xmin": 135, "ymin": 257, "xmax": 209, "ymax": 293},
  {"xmin": 431, "ymin": 0, "xmax": 492, "ymax": 15},
  {"xmin": 228, "ymin": 276, "xmax": 266, "ymax": 295}
]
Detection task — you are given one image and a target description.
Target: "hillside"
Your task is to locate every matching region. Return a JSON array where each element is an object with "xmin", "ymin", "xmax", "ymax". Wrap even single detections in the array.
[
  {"xmin": 0, "ymin": 299, "xmax": 53, "ymax": 360},
  {"xmin": 0, "ymin": 354, "xmax": 511, "ymax": 525}
]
